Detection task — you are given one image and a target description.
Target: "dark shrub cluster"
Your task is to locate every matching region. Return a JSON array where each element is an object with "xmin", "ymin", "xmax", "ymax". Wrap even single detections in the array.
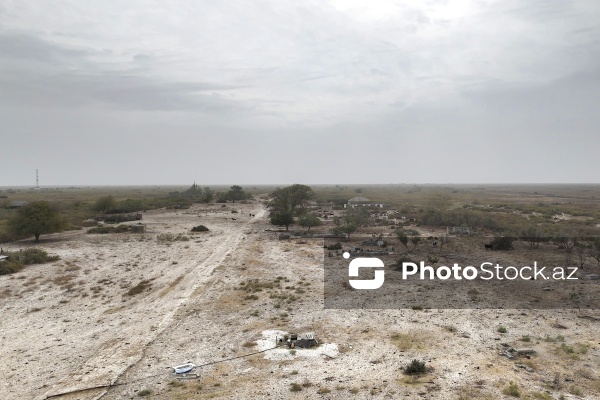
[
  {"xmin": 191, "ymin": 225, "xmax": 209, "ymax": 232},
  {"xmin": 0, "ymin": 248, "xmax": 59, "ymax": 275}
]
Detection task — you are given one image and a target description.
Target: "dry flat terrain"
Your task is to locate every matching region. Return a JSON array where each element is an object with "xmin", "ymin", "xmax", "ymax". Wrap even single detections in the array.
[{"xmin": 1, "ymin": 202, "xmax": 600, "ymax": 399}]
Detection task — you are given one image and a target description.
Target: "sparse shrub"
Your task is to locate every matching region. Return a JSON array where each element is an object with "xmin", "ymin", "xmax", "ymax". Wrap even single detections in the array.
[
  {"xmin": 290, "ymin": 383, "xmax": 302, "ymax": 392},
  {"xmin": 157, "ymin": 233, "xmax": 176, "ymax": 242},
  {"xmin": 350, "ymin": 387, "xmax": 359, "ymax": 394},
  {"xmin": 137, "ymin": 388, "xmax": 152, "ymax": 397},
  {"xmin": 0, "ymin": 261, "xmax": 24, "ymax": 275},
  {"xmin": 502, "ymin": 381, "xmax": 520, "ymax": 397},
  {"xmin": 394, "ymin": 256, "xmax": 416, "ymax": 271},
  {"xmin": 519, "ymin": 335, "xmax": 531, "ymax": 342},
  {"xmin": 156, "ymin": 233, "xmax": 190, "ymax": 242},
  {"xmin": 531, "ymin": 392, "xmax": 553, "ymax": 400},
  {"xmin": 568, "ymin": 385, "xmax": 583, "ymax": 395},
  {"xmin": 318, "ymin": 387, "xmax": 331, "ymax": 394},
  {"xmin": 497, "ymin": 326, "xmax": 508, "ymax": 333},
  {"xmin": 404, "ymin": 359, "xmax": 426, "ymax": 375},
  {"xmin": 0, "ymin": 248, "xmax": 59, "ymax": 275},
  {"xmin": 427, "ymin": 255, "xmax": 439, "ymax": 264},
  {"xmin": 127, "ymin": 280, "xmax": 152, "ymax": 296},
  {"xmin": 191, "ymin": 225, "xmax": 209, "ymax": 232},
  {"xmin": 325, "ymin": 242, "xmax": 342, "ymax": 250}
]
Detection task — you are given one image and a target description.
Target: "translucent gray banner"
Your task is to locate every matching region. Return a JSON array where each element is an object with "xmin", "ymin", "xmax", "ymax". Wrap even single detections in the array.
[{"xmin": 323, "ymin": 236, "xmax": 600, "ymax": 309}]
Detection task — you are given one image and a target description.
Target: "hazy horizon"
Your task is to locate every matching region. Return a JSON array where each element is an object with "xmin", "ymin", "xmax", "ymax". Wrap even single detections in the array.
[
  {"xmin": 2, "ymin": 182, "xmax": 600, "ymax": 190},
  {"xmin": 2, "ymin": 1, "xmax": 600, "ymax": 186}
]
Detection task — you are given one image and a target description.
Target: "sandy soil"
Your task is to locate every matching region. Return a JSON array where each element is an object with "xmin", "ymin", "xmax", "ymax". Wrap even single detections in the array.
[{"xmin": 1, "ymin": 203, "xmax": 599, "ymax": 400}]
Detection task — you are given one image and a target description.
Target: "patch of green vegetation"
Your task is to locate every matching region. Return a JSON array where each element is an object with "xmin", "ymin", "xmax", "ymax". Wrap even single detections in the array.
[
  {"xmin": 391, "ymin": 332, "xmax": 426, "ymax": 351},
  {"xmin": 502, "ymin": 381, "xmax": 520, "ymax": 397},
  {"xmin": 0, "ymin": 248, "xmax": 59, "ymax": 275}
]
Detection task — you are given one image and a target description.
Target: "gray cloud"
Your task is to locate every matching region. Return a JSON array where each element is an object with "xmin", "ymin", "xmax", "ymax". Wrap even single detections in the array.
[{"xmin": 1, "ymin": 1, "xmax": 599, "ymax": 185}]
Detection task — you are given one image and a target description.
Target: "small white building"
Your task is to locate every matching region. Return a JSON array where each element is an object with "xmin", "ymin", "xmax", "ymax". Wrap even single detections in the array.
[{"xmin": 345, "ymin": 197, "xmax": 385, "ymax": 209}]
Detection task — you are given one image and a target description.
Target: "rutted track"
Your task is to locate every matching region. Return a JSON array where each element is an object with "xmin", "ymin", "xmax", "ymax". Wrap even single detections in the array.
[{"xmin": 40, "ymin": 209, "xmax": 265, "ymax": 400}]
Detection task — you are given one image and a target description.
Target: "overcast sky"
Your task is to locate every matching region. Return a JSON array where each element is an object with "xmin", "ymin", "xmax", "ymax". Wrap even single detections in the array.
[{"xmin": 1, "ymin": 0, "xmax": 599, "ymax": 186}]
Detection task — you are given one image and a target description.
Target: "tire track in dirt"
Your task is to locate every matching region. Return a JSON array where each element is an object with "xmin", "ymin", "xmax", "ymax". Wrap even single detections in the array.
[{"xmin": 40, "ymin": 209, "xmax": 265, "ymax": 400}]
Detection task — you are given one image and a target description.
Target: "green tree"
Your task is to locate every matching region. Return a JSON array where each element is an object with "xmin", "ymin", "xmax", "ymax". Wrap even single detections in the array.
[
  {"xmin": 396, "ymin": 228, "xmax": 420, "ymax": 253},
  {"xmin": 93, "ymin": 195, "xmax": 116, "ymax": 213},
  {"xmin": 345, "ymin": 207, "xmax": 369, "ymax": 227},
  {"xmin": 396, "ymin": 228, "xmax": 410, "ymax": 252},
  {"xmin": 270, "ymin": 211, "xmax": 294, "ymax": 231},
  {"xmin": 8, "ymin": 201, "xmax": 64, "ymax": 242},
  {"xmin": 269, "ymin": 184, "xmax": 314, "ymax": 216},
  {"xmin": 227, "ymin": 185, "xmax": 245, "ymax": 203},
  {"xmin": 201, "ymin": 186, "xmax": 214, "ymax": 203},
  {"xmin": 332, "ymin": 221, "xmax": 358, "ymax": 239},
  {"xmin": 298, "ymin": 214, "xmax": 322, "ymax": 231},
  {"xmin": 185, "ymin": 182, "xmax": 201, "ymax": 196}
]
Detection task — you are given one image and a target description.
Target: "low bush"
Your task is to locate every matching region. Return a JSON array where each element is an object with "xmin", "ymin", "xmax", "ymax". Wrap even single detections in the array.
[
  {"xmin": 290, "ymin": 383, "xmax": 302, "ymax": 392},
  {"xmin": 325, "ymin": 242, "xmax": 342, "ymax": 250},
  {"xmin": 191, "ymin": 225, "xmax": 209, "ymax": 232},
  {"xmin": 157, "ymin": 233, "xmax": 189, "ymax": 242},
  {"xmin": 126, "ymin": 280, "xmax": 152, "ymax": 296},
  {"xmin": 502, "ymin": 381, "xmax": 520, "ymax": 397},
  {"xmin": 404, "ymin": 359, "xmax": 426, "ymax": 375},
  {"xmin": 0, "ymin": 248, "xmax": 59, "ymax": 275}
]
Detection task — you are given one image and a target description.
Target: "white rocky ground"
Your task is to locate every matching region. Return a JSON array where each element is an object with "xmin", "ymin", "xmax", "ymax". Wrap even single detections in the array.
[{"xmin": 0, "ymin": 203, "xmax": 599, "ymax": 399}]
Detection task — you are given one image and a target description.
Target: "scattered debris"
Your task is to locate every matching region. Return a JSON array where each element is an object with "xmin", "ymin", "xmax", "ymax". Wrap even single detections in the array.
[
  {"xmin": 499, "ymin": 345, "xmax": 536, "ymax": 359},
  {"xmin": 515, "ymin": 363, "xmax": 534, "ymax": 373},
  {"xmin": 172, "ymin": 362, "xmax": 196, "ymax": 375}
]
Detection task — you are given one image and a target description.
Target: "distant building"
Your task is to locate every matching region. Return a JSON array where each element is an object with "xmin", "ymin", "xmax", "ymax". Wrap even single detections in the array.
[{"xmin": 345, "ymin": 197, "xmax": 385, "ymax": 209}]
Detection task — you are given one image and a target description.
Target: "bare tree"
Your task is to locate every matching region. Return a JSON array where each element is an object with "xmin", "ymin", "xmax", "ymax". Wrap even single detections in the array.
[
  {"xmin": 574, "ymin": 239, "xmax": 588, "ymax": 269},
  {"xmin": 589, "ymin": 239, "xmax": 600, "ymax": 268}
]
